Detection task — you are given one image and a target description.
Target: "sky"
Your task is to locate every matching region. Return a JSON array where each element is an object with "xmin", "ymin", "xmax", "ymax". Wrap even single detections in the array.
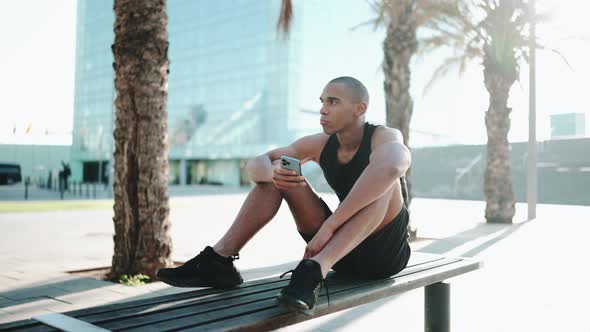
[
  {"xmin": 0, "ymin": 0, "xmax": 77, "ymax": 145},
  {"xmin": 0, "ymin": 0, "xmax": 589, "ymax": 147}
]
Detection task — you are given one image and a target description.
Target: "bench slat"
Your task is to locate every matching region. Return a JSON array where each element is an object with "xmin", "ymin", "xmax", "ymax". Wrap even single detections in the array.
[
  {"xmin": 0, "ymin": 319, "xmax": 58, "ymax": 332},
  {"xmin": 32, "ymin": 313, "xmax": 110, "ymax": 332}
]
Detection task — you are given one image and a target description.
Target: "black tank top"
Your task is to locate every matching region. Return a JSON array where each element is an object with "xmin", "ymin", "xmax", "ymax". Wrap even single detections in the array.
[{"xmin": 319, "ymin": 122, "xmax": 379, "ymax": 202}]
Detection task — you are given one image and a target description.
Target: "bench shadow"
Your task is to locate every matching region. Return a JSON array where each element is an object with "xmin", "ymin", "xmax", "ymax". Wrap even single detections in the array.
[{"xmin": 417, "ymin": 220, "xmax": 527, "ymax": 257}]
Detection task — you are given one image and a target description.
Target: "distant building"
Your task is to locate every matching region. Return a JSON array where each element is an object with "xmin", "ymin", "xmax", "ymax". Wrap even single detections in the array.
[{"xmin": 550, "ymin": 113, "xmax": 586, "ymax": 139}]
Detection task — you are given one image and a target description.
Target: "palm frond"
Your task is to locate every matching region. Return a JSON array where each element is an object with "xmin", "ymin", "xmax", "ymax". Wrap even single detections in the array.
[
  {"xmin": 418, "ymin": 4, "xmax": 480, "ymax": 59},
  {"xmin": 416, "ymin": 0, "xmax": 467, "ymax": 30},
  {"xmin": 363, "ymin": 0, "xmax": 419, "ymax": 29},
  {"xmin": 351, "ymin": 1, "xmax": 386, "ymax": 31},
  {"xmin": 422, "ymin": 54, "xmax": 473, "ymax": 97},
  {"xmin": 418, "ymin": 35, "xmax": 454, "ymax": 55},
  {"xmin": 277, "ymin": 0, "xmax": 293, "ymax": 37},
  {"xmin": 538, "ymin": 45, "xmax": 574, "ymax": 71},
  {"xmin": 370, "ymin": 0, "xmax": 390, "ymax": 28}
]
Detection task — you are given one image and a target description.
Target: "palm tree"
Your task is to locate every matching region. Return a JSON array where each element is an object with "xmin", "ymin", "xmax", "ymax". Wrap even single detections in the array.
[
  {"xmin": 421, "ymin": 0, "xmax": 559, "ymax": 223},
  {"xmin": 110, "ymin": 0, "xmax": 173, "ymax": 278}
]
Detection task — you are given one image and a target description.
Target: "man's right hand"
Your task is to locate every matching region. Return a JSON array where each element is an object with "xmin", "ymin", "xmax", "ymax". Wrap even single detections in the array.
[{"xmin": 271, "ymin": 159, "xmax": 307, "ymax": 191}]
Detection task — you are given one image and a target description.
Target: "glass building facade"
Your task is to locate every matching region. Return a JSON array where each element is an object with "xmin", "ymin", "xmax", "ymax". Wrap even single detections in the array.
[
  {"xmin": 71, "ymin": 0, "xmax": 309, "ymax": 186},
  {"xmin": 71, "ymin": 1, "xmax": 116, "ymax": 184}
]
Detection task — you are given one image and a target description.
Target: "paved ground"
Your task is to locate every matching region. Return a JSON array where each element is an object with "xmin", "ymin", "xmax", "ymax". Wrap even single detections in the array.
[{"xmin": 0, "ymin": 190, "xmax": 589, "ymax": 331}]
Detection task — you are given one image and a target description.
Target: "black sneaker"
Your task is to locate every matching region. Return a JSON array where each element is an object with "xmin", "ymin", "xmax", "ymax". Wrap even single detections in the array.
[
  {"xmin": 156, "ymin": 246, "xmax": 243, "ymax": 289},
  {"xmin": 277, "ymin": 259, "xmax": 328, "ymax": 314}
]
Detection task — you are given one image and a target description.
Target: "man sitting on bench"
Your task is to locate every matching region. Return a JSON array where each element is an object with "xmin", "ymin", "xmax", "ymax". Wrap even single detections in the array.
[{"xmin": 156, "ymin": 76, "xmax": 412, "ymax": 313}]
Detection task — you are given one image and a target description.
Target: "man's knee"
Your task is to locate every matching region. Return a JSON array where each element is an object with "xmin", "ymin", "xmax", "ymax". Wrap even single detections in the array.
[
  {"xmin": 251, "ymin": 181, "xmax": 310, "ymax": 202},
  {"xmin": 250, "ymin": 182, "xmax": 282, "ymax": 198}
]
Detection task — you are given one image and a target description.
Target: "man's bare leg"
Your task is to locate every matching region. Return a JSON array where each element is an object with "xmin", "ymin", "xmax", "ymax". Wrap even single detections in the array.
[
  {"xmin": 213, "ymin": 180, "xmax": 330, "ymax": 257},
  {"xmin": 212, "ymin": 183, "xmax": 282, "ymax": 256},
  {"xmin": 311, "ymin": 188, "xmax": 394, "ymax": 277}
]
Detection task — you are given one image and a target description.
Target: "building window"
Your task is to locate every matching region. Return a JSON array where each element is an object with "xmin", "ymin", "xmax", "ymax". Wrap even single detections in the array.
[
  {"xmin": 169, "ymin": 160, "xmax": 180, "ymax": 185},
  {"xmin": 187, "ymin": 160, "xmax": 208, "ymax": 185}
]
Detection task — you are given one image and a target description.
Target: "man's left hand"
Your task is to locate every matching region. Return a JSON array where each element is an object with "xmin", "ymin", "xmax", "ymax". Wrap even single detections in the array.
[{"xmin": 304, "ymin": 225, "xmax": 334, "ymax": 259}]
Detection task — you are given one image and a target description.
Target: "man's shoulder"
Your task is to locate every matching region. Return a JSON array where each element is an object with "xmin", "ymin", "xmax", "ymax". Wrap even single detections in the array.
[{"xmin": 371, "ymin": 125, "xmax": 403, "ymax": 146}]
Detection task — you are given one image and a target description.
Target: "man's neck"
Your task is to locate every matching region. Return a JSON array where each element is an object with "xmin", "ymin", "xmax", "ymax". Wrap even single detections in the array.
[{"xmin": 336, "ymin": 122, "xmax": 366, "ymax": 150}]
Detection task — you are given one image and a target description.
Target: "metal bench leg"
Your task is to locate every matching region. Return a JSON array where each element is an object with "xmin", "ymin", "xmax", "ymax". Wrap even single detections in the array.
[{"xmin": 425, "ymin": 281, "xmax": 450, "ymax": 332}]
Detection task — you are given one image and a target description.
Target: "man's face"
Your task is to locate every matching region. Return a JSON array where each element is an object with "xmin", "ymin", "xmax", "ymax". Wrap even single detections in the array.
[{"xmin": 319, "ymin": 83, "xmax": 364, "ymax": 135}]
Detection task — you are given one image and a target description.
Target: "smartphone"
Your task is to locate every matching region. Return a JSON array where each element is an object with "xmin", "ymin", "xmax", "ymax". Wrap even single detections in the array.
[{"xmin": 280, "ymin": 156, "xmax": 302, "ymax": 176}]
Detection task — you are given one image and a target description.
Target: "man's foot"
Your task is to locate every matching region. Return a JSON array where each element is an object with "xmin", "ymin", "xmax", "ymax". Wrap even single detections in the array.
[
  {"xmin": 277, "ymin": 259, "xmax": 325, "ymax": 314},
  {"xmin": 156, "ymin": 246, "xmax": 243, "ymax": 289}
]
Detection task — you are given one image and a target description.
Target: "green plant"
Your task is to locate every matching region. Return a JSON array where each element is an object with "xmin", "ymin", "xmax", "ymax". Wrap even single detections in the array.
[{"xmin": 118, "ymin": 274, "xmax": 150, "ymax": 287}]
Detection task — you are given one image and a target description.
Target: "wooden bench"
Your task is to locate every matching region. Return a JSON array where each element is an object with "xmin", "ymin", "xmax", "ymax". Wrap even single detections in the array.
[{"xmin": 0, "ymin": 252, "xmax": 481, "ymax": 332}]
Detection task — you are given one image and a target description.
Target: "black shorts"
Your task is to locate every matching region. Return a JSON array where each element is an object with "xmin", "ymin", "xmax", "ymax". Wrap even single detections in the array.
[{"xmin": 299, "ymin": 199, "xmax": 411, "ymax": 279}]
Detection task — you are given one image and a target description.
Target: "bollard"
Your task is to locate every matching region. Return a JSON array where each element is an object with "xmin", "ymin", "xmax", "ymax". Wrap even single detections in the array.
[
  {"xmin": 59, "ymin": 178, "xmax": 64, "ymax": 200},
  {"xmin": 86, "ymin": 183, "xmax": 89, "ymax": 198},
  {"xmin": 24, "ymin": 177, "xmax": 30, "ymax": 200},
  {"xmin": 93, "ymin": 183, "xmax": 96, "ymax": 199}
]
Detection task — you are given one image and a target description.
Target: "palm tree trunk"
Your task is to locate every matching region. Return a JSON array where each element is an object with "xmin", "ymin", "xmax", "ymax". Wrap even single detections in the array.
[
  {"xmin": 483, "ymin": 52, "xmax": 517, "ymax": 223},
  {"xmin": 383, "ymin": 14, "xmax": 417, "ymax": 204},
  {"xmin": 111, "ymin": 0, "xmax": 173, "ymax": 278},
  {"xmin": 383, "ymin": 10, "xmax": 417, "ymax": 239}
]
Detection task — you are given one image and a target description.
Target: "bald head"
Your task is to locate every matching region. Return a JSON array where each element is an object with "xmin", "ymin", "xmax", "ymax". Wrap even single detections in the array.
[{"xmin": 328, "ymin": 76, "xmax": 369, "ymax": 104}]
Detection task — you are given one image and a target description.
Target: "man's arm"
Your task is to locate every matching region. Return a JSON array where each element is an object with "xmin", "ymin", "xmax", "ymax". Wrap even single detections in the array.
[
  {"xmin": 246, "ymin": 133, "xmax": 328, "ymax": 184},
  {"xmin": 321, "ymin": 127, "xmax": 411, "ymax": 232}
]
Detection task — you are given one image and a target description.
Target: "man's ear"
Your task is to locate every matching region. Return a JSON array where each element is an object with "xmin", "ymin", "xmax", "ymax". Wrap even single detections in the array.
[{"xmin": 354, "ymin": 102, "xmax": 367, "ymax": 118}]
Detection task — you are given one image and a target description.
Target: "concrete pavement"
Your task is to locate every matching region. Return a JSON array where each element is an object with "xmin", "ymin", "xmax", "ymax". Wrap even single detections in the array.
[{"xmin": 0, "ymin": 192, "xmax": 589, "ymax": 331}]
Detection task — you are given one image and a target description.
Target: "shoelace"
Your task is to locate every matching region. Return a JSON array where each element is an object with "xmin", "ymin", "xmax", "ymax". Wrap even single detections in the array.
[{"xmin": 280, "ymin": 270, "xmax": 330, "ymax": 307}]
